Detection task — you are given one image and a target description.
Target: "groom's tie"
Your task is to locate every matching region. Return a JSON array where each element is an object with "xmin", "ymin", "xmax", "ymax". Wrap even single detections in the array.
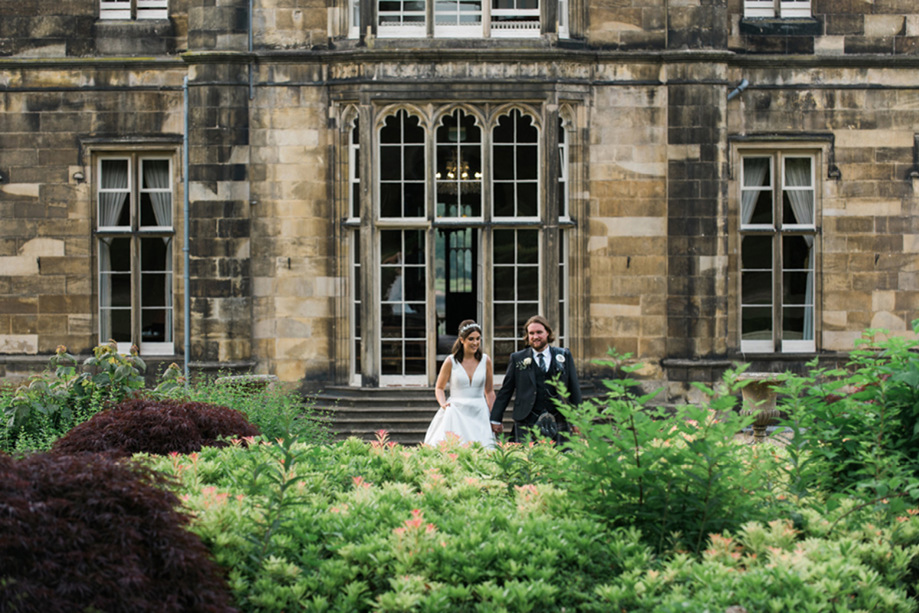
[{"xmin": 537, "ymin": 353, "xmax": 546, "ymax": 372}]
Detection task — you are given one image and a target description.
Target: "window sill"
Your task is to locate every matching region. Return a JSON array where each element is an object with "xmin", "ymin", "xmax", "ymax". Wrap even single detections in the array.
[{"xmin": 739, "ymin": 17, "xmax": 822, "ymax": 37}]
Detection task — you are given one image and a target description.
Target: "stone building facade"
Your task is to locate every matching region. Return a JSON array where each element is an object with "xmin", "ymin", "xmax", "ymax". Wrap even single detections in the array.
[{"xmin": 1, "ymin": 0, "xmax": 918, "ymax": 402}]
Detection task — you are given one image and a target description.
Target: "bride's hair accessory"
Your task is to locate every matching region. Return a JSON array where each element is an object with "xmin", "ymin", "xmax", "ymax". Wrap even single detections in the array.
[{"xmin": 459, "ymin": 323, "xmax": 481, "ymax": 336}]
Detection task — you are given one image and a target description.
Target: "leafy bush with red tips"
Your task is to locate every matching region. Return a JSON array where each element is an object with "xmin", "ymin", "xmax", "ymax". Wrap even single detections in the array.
[
  {"xmin": 0, "ymin": 452, "xmax": 237, "ymax": 613},
  {"xmin": 51, "ymin": 398, "xmax": 261, "ymax": 457}
]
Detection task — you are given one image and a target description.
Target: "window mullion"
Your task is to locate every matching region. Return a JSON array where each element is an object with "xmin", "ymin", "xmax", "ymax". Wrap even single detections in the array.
[
  {"xmin": 360, "ymin": 107, "xmax": 377, "ymax": 384},
  {"xmin": 130, "ymin": 155, "xmax": 140, "ymax": 351},
  {"xmin": 773, "ymin": 161, "xmax": 782, "ymax": 349},
  {"xmin": 481, "ymin": 118, "xmax": 494, "ymax": 357},
  {"xmin": 425, "ymin": 127, "xmax": 437, "ymax": 384},
  {"xmin": 543, "ymin": 107, "xmax": 560, "ymax": 326}
]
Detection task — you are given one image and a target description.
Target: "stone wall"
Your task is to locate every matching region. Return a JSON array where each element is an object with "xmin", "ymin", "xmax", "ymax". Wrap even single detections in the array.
[
  {"xmin": 0, "ymin": 64, "xmax": 184, "ymax": 371},
  {"xmin": 726, "ymin": 63, "xmax": 919, "ymax": 353},
  {"xmin": 2, "ymin": 0, "xmax": 918, "ymax": 399},
  {"xmin": 729, "ymin": 0, "xmax": 919, "ymax": 55}
]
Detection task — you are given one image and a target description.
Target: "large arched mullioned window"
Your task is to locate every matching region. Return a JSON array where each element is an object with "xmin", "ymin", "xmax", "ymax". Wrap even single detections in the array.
[{"xmin": 347, "ymin": 103, "xmax": 568, "ymax": 385}]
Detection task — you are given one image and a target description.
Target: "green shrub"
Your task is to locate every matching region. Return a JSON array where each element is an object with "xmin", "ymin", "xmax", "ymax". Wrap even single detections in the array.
[
  {"xmin": 774, "ymin": 321, "xmax": 919, "ymax": 518},
  {"xmin": 150, "ymin": 437, "xmax": 626, "ymax": 612},
  {"xmin": 555, "ymin": 354, "xmax": 780, "ymax": 555},
  {"xmin": 1, "ymin": 350, "xmax": 331, "ymax": 453},
  {"xmin": 593, "ymin": 516, "xmax": 919, "ymax": 612},
  {"xmin": 149, "ymin": 435, "xmax": 919, "ymax": 612},
  {"xmin": 161, "ymin": 368, "xmax": 332, "ymax": 444}
]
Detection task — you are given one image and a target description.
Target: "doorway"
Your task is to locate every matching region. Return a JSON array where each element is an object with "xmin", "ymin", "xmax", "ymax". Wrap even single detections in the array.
[{"xmin": 436, "ymin": 227, "xmax": 479, "ymax": 361}]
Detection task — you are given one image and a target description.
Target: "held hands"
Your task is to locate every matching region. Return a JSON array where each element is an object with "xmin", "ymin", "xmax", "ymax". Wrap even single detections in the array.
[{"xmin": 490, "ymin": 422, "xmax": 503, "ymax": 434}]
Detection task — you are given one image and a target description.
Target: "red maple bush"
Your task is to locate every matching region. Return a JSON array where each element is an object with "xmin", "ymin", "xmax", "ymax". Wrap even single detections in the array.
[
  {"xmin": 0, "ymin": 452, "xmax": 237, "ymax": 612},
  {"xmin": 51, "ymin": 398, "xmax": 261, "ymax": 457}
]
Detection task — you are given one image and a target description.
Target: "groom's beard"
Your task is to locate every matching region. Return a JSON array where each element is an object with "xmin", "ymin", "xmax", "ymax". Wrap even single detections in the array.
[{"xmin": 528, "ymin": 339, "xmax": 548, "ymax": 352}]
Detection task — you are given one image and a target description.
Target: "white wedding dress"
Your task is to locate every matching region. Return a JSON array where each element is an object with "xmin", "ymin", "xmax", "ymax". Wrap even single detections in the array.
[{"xmin": 423, "ymin": 355, "xmax": 496, "ymax": 449}]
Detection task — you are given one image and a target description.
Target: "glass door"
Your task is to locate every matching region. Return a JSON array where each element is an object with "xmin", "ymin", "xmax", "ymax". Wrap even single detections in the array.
[{"xmin": 435, "ymin": 228, "xmax": 479, "ymax": 362}]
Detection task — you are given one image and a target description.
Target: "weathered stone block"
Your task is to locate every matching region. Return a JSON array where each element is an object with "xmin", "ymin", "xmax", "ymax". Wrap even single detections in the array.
[{"xmin": 0, "ymin": 334, "xmax": 38, "ymax": 354}]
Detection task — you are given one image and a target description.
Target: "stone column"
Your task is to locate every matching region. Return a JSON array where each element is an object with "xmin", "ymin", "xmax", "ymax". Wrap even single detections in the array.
[{"xmin": 185, "ymin": 0, "xmax": 253, "ymax": 367}]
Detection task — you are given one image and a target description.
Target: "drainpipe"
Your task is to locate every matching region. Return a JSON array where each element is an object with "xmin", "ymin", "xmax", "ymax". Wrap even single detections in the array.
[
  {"xmin": 183, "ymin": 76, "xmax": 191, "ymax": 385},
  {"xmin": 727, "ymin": 79, "xmax": 749, "ymax": 101},
  {"xmin": 249, "ymin": 0, "xmax": 254, "ymax": 99}
]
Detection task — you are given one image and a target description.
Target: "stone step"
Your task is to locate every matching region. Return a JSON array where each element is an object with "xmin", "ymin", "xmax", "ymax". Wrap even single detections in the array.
[{"xmin": 308, "ymin": 386, "xmax": 514, "ymax": 444}]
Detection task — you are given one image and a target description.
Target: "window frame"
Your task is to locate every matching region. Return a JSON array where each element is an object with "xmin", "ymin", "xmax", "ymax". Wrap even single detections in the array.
[
  {"xmin": 100, "ymin": 0, "xmax": 169, "ymax": 20},
  {"xmin": 434, "ymin": 0, "xmax": 484, "ymax": 39},
  {"xmin": 492, "ymin": 108, "xmax": 541, "ymax": 221},
  {"xmin": 95, "ymin": 152, "xmax": 176, "ymax": 356},
  {"xmin": 360, "ymin": 0, "xmax": 553, "ymax": 39},
  {"xmin": 738, "ymin": 149, "xmax": 818, "ymax": 355},
  {"xmin": 436, "ymin": 108, "xmax": 484, "ymax": 220},
  {"xmin": 743, "ymin": 0, "xmax": 811, "ymax": 19}
]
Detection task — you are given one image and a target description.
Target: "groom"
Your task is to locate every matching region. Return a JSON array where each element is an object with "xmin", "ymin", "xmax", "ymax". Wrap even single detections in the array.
[{"xmin": 490, "ymin": 315, "xmax": 582, "ymax": 443}]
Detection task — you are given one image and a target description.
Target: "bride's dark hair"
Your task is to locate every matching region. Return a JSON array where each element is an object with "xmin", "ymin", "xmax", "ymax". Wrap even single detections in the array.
[{"xmin": 452, "ymin": 319, "xmax": 483, "ymax": 363}]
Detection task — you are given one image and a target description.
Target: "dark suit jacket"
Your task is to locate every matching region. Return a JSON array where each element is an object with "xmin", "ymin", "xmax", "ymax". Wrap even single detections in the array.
[{"xmin": 490, "ymin": 346, "xmax": 582, "ymax": 423}]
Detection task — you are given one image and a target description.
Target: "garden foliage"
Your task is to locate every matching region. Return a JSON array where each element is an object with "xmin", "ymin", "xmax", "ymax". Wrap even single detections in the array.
[
  {"xmin": 52, "ymin": 397, "xmax": 261, "ymax": 457},
  {"xmin": 773, "ymin": 321, "xmax": 919, "ymax": 518},
  {"xmin": 151, "ymin": 433, "xmax": 919, "ymax": 612},
  {"xmin": 0, "ymin": 451, "xmax": 237, "ymax": 613},
  {"xmin": 0, "ymin": 346, "xmax": 331, "ymax": 453},
  {"xmin": 158, "ymin": 364, "xmax": 333, "ymax": 444},
  {"xmin": 555, "ymin": 355, "xmax": 780, "ymax": 555},
  {"xmin": 5, "ymin": 326, "xmax": 919, "ymax": 611},
  {"xmin": 1, "ymin": 343, "xmax": 147, "ymax": 451}
]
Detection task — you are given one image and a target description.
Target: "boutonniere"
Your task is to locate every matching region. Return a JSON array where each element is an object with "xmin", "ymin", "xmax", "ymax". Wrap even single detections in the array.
[{"xmin": 517, "ymin": 357, "xmax": 532, "ymax": 371}]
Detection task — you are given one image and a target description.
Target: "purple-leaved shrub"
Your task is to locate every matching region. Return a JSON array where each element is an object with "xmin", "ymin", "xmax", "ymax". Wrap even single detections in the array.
[
  {"xmin": 0, "ymin": 451, "xmax": 237, "ymax": 612},
  {"xmin": 51, "ymin": 398, "xmax": 260, "ymax": 457}
]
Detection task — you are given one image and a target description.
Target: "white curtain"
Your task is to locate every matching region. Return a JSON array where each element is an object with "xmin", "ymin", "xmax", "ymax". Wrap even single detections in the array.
[
  {"xmin": 143, "ymin": 160, "xmax": 172, "ymax": 227},
  {"xmin": 741, "ymin": 157, "xmax": 769, "ymax": 225},
  {"xmin": 784, "ymin": 159, "xmax": 814, "ymax": 341},
  {"xmin": 100, "ymin": 160, "xmax": 128, "ymax": 226}
]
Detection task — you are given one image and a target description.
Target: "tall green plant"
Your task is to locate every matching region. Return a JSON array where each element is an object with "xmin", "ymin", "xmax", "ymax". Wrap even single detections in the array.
[
  {"xmin": 161, "ymin": 369, "xmax": 333, "ymax": 445},
  {"xmin": 555, "ymin": 351, "xmax": 778, "ymax": 554},
  {"xmin": 2, "ymin": 342, "xmax": 147, "ymax": 452},
  {"xmin": 775, "ymin": 321, "xmax": 919, "ymax": 520}
]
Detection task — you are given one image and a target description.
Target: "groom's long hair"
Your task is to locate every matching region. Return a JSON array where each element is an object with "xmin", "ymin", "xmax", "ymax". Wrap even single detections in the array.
[
  {"xmin": 522, "ymin": 315, "xmax": 556, "ymax": 345},
  {"xmin": 452, "ymin": 319, "xmax": 483, "ymax": 363}
]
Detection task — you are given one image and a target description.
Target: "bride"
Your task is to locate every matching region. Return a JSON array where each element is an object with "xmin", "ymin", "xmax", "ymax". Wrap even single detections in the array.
[{"xmin": 424, "ymin": 320, "xmax": 496, "ymax": 449}]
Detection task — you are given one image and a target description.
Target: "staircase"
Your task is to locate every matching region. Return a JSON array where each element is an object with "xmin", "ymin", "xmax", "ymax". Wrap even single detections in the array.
[{"xmin": 308, "ymin": 386, "xmax": 514, "ymax": 445}]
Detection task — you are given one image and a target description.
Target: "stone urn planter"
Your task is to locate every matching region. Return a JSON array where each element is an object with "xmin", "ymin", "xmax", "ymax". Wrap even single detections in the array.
[{"xmin": 738, "ymin": 373, "xmax": 779, "ymax": 443}]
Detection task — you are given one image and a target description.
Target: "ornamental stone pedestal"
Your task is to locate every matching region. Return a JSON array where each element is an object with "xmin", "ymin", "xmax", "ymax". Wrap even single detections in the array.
[{"xmin": 738, "ymin": 373, "xmax": 779, "ymax": 443}]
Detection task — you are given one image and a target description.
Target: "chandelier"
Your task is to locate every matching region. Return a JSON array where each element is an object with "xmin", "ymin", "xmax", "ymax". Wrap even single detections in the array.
[{"xmin": 436, "ymin": 154, "xmax": 482, "ymax": 194}]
